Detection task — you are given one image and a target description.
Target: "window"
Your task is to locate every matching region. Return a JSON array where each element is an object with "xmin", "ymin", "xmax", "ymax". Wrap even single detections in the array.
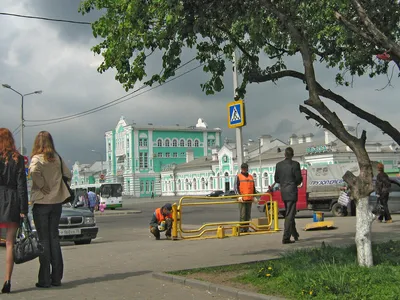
[
  {"xmin": 207, "ymin": 139, "xmax": 215, "ymax": 147},
  {"xmin": 127, "ymin": 138, "xmax": 130, "ymax": 148},
  {"xmin": 264, "ymin": 172, "xmax": 269, "ymax": 187},
  {"xmin": 173, "ymin": 152, "xmax": 178, "ymax": 158},
  {"xmin": 151, "ymin": 181, "xmax": 154, "ymax": 191},
  {"xmin": 180, "ymin": 139, "xmax": 185, "ymax": 147},
  {"xmin": 145, "ymin": 181, "xmax": 149, "ymax": 192},
  {"xmin": 139, "ymin": 139, "xmax": 143, "ymax": 147},
  {"xmin": 193, "ymin": 178, "xmax": 197, "ymax": 190},
  {"xmin": 216, "ymin": 173, "xmax": 220, "ymax": 189},
  {"xmin": 185, "ymin": 179, "xmax": 189, "ymax": 190},
  {"xmin": 165, "ymin": 139, "xmax": 170, "ymax": 147},
  {"xmin": 253, "ymin": 173, "xmax": 257, "ymax": 187},
  {"xmin": 108, "ymin": 142, "xmax": 111, "ymax": 151},
  {"xmin": 165, "ymin": 152, "xmax": 170, "ymax": 158},
  {"xmin": 139, "ymin": 153, "xmax": 144, "ymax": 168},
  {"xmin": 181, "ymin": 152, "xmax": 185, "ymax": 157},
  {"xmin": 194, "ymin": 139, "xmax": 199, "ymax": 147},
  {"xmin": 158, "ymin": 153, "xmax": 163, "ymax": 158},
  {"xmin": 157, "ymin": 139, "xmax": 163, "ymax": 147},
  {"xmin": 201, "ymin": 178, "xmax": 205, "ymax": 190},
  {"xmin": 177, "ymin": 179, "xmax": 181, "ymax": 191},
  {"xmin": 209, "ymin": 177, "xmax": 213, "ymax": 190},
  {"xmin": 144, "ymin": 153, "xmax": 148, "ymax": 168},
  {"xmin": 172, "ymin": 139, "xmax": 178, "ymax": 147},
  {"xmin": 140, "ymin": 181, "xmax": 144, "ymax": 192},
  {"xmin": 187, "ymin": 140, "xmax": 192, "ymax": 147}
]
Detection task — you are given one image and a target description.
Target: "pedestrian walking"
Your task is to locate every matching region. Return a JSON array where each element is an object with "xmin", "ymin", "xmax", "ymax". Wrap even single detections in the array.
[
  {"xmin": 87, "ymin": 190, "xmax": 97, "ymax": 213},
  {"xmin": 0, "ymin": 128, "xmax": 29, "ymax": 293},
  {"xmin": 234, "ymin": 163, "xmax": 256, "ymax": 233},
  {"xmin": 270, "ymin": 147, "xmax": 302, "ymax": 244},
  {"xmin": 29, "ymin": 131, "xmax": 72, "ymax": 288},
  {"xmin": 376, "ymin": 163, "xmax": 392, "ymax": 223}
]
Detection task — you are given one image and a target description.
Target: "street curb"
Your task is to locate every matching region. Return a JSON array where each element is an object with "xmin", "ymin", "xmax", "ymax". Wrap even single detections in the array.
[
  {"xmin": 95, "ymin": 210, "xmax": 142, "ymax": 217},
  {"xmin": 152, "ymin": 272, "xmax": 285, "ymax": 300}
]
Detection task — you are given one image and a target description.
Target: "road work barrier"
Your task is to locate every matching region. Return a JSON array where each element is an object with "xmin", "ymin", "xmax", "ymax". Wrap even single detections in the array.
[{"xmin": 171, "ymin": 193, "xmax": 279, "ymax": 240}]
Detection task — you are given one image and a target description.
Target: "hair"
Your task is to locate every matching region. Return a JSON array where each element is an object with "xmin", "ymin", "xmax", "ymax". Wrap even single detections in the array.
[
  {"xmin": 0, "ymin": 128, "xmax": 19, "ymax": 163},
  {"xmin": 377, "ymin": 163, "xmax": 384, "ymax": 171},
  {"xmin": 31, "ymin": 131, "xmax": 57, "ymax": 162},
  {"xmin": 285, "ymin": 147, "xmax": 294, "ymax": 158}
]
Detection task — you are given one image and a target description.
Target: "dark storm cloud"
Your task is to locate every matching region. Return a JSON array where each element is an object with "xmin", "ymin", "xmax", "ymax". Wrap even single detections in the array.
[{"xmin": 24, "ymin": 0, "xmax": 101, "ymax": 44}]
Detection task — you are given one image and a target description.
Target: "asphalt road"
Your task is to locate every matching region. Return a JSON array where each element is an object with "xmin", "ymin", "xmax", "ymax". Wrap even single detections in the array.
[{"xmin": 93, "ymin": 198, "xmax": 328, "ymax": 243}]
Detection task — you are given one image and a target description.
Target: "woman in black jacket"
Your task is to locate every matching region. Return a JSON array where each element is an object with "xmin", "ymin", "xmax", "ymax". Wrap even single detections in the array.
[{"xmin": 0, "ymin": 128, "xmax": 29, "ymax": 293}]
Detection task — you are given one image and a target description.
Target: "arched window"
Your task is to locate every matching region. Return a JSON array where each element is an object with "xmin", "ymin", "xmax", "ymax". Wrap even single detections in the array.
[
  {"xmin": 165, "ymin": 139, "xmax": 170, "ymax": 147},
  {"xmin": 193, "ymin": 178, "xmax": 197, "ymax": 190},
  {"xmin": 187, "ymin": 140, "xmax": 192, "ymax": 147},
  {"xmin": 201, "ymin": 178, "xmax": 205, "ymax": 190},
  {"xmin": 157, "ymin": 139, "xmax": 163, "ymax": 147},
  {"xmin": 263, "ymin": 172, "xmax": 269, "ymax": 187},
  {"xmin": 140, "ymin": 181, "xmax": 144, "ymax": 192},
  {"xmin": 209, "ymin": 177, "xmax": 214, "ymax": 190},
  {"xmin": 167, "ymin": 181, "xmax": 171, "ymax": 192},
  {"xmin": 194, "ymin": 139, "xmax": 199, "ymax": 147},
  {"xmin": 180, "ymin": 139, "xmax": 185, "ymax": 147},
  {"xmin": 185, "ymin": 178, "xmax": 189, "ymax": 190},
  {"xmin": 172, "ymin": 139, "xmax": 178, "ymax": 147},
  {"xmin": 177, "ymin": 179, "xmax": 181, "ymax": 191}
]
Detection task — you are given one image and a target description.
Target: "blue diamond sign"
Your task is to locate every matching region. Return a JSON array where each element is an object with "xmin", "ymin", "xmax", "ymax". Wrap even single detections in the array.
[{"xmin": 227, "ymin": 99, "xmax": 245, "ymax": 128}]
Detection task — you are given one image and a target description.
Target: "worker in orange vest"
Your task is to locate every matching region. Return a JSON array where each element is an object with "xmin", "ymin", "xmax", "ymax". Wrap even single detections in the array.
[
  {"xmin": 234, "ymin": 163, "xmax": 256, "ymax": 232},
  {"xmin": 149, "ymin": 203, "xmax": 173, "ymax": 240}
]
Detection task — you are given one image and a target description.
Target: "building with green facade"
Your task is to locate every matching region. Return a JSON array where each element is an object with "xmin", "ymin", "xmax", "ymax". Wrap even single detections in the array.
[
  {"xmin": 160, "ymin": 130, "xmax": 400, "ymax": 196},
  {"xmin": 104, "ymin": 116, "xmax": 222, "ymax": 197}
]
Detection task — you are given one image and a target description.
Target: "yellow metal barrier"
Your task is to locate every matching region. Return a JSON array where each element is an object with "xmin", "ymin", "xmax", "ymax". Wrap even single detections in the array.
[{"xmin": 172, "ymin": 193, "xmax": 280, "ymax": 240}]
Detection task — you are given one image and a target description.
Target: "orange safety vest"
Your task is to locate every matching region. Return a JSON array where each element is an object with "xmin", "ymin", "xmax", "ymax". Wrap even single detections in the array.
[
  {"xmin": 155, "ymin": 207, "xmax": 172, "ymax": 224},
  {"xmin": 237, "ymin": 173, "xmax": 255, "ymax": 201}
]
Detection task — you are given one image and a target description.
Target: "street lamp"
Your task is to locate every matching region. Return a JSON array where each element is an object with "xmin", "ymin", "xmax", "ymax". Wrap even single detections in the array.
[
  {"xmin": 91, "ymin": 149, "xmax": 104, "ymax": 177},
  {"xmin": 2, "ymin": 84, "xmax": 42, "ymax": 155}
]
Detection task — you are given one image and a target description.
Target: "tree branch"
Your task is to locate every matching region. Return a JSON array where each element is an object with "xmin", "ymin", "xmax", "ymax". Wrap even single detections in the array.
[
  {"xmin": 249, "ymin": 69, "xmax": 400, "ymax": 146},
  {"xmin": 334, "ymin": 12, "xmax": 375, "ymax": 44},
  {"xmin": 299, "ymin": 105, "xmax": 333, "ymax": 132},
  {"xmin": 349, "ymin": 0, "xmax": 400, "ymax": 62}
]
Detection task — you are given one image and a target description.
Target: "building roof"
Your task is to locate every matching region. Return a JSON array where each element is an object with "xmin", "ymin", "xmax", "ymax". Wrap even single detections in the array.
[
  {"xmin": 169, "ymin": 156, "xmax": 217, "ymax": 171},
  {"xmin": 128, "ymin": 125, "xmax": 222, "ymax": 132}
]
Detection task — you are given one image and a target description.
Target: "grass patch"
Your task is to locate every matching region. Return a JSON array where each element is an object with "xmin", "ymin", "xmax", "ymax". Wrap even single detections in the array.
[{"xmin": 170, "ymin": 240, "xmax": 400, "ymax": 299}]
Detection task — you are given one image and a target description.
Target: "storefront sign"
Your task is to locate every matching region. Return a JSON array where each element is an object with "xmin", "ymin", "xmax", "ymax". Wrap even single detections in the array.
[{"xmin": 306, "ymin": 145, "xmax": 331, "ymax": 154}]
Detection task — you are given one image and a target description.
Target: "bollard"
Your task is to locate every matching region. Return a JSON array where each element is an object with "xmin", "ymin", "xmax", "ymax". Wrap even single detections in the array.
[
  {"xmin": 232, "ymin": 226, "xmax": 239, "ymax": 236},
  {"xmin": 273, "ymin": 201, "xmax": 279, "ymax": 231},
  {"xmin": 172, "ymin": 203, "xmax": 178, "ymax": 240},
  {"xmin": 216, "ymin": 226, "xmax": 225, "ymax": 239}
]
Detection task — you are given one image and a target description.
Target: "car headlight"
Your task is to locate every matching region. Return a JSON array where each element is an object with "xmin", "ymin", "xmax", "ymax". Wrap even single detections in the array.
[{"xmin": 84, "ymin": 217, "xmax": 95, "ymax": 224}]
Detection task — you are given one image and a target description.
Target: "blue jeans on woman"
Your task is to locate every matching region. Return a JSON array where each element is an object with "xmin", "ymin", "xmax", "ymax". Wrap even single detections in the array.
[{"xmin": 32, "ymin": 203, "xmax": 63, "ymax": 287}]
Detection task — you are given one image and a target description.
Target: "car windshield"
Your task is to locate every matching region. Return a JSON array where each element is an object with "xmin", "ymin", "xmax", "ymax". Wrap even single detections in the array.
[{"xmin": 100, "ymin": 184, "xmax": 122, "ymax": 197}]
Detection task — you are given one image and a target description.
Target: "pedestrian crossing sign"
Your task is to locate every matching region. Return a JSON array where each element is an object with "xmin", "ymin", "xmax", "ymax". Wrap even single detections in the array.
[{"xmin": 227, "ymin": 99, "xmax": 245, "ymax": 128}]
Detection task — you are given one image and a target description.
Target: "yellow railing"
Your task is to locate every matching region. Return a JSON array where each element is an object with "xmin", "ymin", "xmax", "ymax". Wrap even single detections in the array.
[{"xmin": 171, "ymin": 193, "xmax": 280, "ymax": 240}]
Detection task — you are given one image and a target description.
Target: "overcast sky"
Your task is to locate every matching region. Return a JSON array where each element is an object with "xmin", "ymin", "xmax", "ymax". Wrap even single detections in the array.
[{"xmin": 1, "ymin": 0, "xmax": 398, "ymax": 168}]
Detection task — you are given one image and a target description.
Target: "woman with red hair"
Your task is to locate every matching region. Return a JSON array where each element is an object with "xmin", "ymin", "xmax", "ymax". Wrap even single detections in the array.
[{"xmin": 0, "ymin": 128, "xmax": 29, "ymax": 293}]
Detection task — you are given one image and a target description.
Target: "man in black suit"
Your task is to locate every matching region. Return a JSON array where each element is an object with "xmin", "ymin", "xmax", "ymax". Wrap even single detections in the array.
[{"xmin": 270, "ymin": 147, "xmax": 302, "ymax": 244}]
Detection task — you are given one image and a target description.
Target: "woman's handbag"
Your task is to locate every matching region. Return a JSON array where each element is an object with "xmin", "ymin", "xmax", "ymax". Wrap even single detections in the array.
[
  {"xmin": 13, "ymin": 216, "xmax": 44, "ymax": 264},
  {"xmin": 58, "ymin": 155, "xmax": 73, "ymax": 204},
  {"xmin": 338, "ymin": 191, "xmax": 350, "ymax": 207}
]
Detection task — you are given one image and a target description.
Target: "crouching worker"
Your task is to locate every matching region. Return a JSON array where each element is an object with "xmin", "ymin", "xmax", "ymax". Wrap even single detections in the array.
[{"xmin": 150, "ymin": 203, "xmax": 173, "ymax": 240}]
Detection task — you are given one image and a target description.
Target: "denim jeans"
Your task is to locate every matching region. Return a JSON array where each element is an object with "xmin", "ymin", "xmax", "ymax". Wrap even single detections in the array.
[{"xmin": 32, "ymin": 203, "xmax": 63, "ymax": 286}]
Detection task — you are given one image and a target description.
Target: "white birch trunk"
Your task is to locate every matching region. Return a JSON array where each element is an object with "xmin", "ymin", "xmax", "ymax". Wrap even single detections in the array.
[{"xmin": 355, "ymin": 196, "xmax": 375, "ymax": 267}]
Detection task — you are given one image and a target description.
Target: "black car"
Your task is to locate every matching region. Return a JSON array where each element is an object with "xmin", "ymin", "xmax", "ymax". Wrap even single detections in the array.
[
  {"xmin": 206, "ymin": 190, "xmax": 225, "ymax": 197},
  {"xmin": 1, "ymin": 202, "xmax": 98, "ymax": 245}
]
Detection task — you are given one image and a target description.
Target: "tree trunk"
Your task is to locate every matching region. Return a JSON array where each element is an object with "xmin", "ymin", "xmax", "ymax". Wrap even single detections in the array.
[{"xmin": 355, "ymin": 196, "xmax": 375, "ymax": 267}]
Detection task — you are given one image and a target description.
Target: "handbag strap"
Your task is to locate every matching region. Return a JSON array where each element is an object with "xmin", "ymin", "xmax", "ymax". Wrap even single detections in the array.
[{"xmin": 58, "ymin": 154, "xmax": 64, "ymax": 177}]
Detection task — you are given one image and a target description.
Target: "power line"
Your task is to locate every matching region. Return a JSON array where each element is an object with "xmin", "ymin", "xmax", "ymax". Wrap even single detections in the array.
[
  {"xmin": 12, "ymin": 125, "xmax": 21, "ymax": 134},
  {"xmin": 25, "ymin": 57, "xmax": 198, "ymax": 123},
  {"xmin": 0, "ymin": 12, "xmax": 91, "ymax": 25},
  {"xmin": 26, "ymin": 62, "xmax": 205, "ymax": 128}
]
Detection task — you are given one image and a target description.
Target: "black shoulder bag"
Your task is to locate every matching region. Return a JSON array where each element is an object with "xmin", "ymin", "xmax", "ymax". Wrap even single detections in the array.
[
  {"xmin": 14, "ymin": 216, "xmax": 43, "ymax": 264},
  {"xmin": 58, "ymin": 155, "xmax": 73, "ymax": 204}
]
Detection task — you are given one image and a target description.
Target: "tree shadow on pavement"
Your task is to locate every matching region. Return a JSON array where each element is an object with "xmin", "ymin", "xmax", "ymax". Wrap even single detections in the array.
[{"xmin": 14, "ymin": 270, "xmax": 151, "ymax": 293}]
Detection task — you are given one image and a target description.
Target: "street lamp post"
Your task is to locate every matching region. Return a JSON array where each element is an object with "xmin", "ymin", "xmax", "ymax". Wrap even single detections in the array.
[
  {"xmin": 91, "ymin": 150, "xmax": 104, "ymax": 178},
  {"xmin": 2, "ymin": 84, "xmax": 42, "ymax": 156}
]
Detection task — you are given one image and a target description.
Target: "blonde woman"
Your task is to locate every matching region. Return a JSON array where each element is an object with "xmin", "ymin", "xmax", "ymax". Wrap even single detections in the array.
[
  {"xmin": 29, "ymin": 131, "xmax": 71, "ymax": 288},
  {"xmin": 0, "ymin": 128, "xmax": 28, "ymax": 293}
]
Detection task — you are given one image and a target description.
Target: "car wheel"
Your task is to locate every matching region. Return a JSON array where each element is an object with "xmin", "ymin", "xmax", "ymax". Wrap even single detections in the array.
[
  {"xmin": 74, "ymin": 239, "xmax": 92, "ymax": 245},
  {"xmin": 331, "ymin": 202, "xmax": 346, "ymax": 217}
]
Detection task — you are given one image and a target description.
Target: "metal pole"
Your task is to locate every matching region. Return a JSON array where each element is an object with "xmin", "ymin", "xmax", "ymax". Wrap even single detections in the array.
[
  {"xmin": 233, "ymin": 50, "xmax": 244, "ymax": 169},
  {"xmin": 259, "ymin": 138, "xmax": 262, "ymax": 191},
  {"xmin": 20, "ymin": 95, "xmax": 24, "ymax": 156}
]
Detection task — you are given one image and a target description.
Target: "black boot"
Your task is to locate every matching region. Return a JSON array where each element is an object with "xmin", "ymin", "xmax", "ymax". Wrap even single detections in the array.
[{"xmin": 2, "ymin": 280, "xmax": 11, "ymax": 293}]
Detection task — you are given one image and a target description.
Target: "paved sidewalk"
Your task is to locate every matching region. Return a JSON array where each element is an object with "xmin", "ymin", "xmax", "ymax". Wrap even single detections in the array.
[{"xmin": 1, "ymin": 215, "xmax": 399, "ymax": 299}]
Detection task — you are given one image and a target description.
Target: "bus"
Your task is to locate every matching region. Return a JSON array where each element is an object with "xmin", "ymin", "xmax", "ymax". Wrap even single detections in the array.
[{"xmin": 71, "ymin": 183, "xmax": 123, "ymax": 210}]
